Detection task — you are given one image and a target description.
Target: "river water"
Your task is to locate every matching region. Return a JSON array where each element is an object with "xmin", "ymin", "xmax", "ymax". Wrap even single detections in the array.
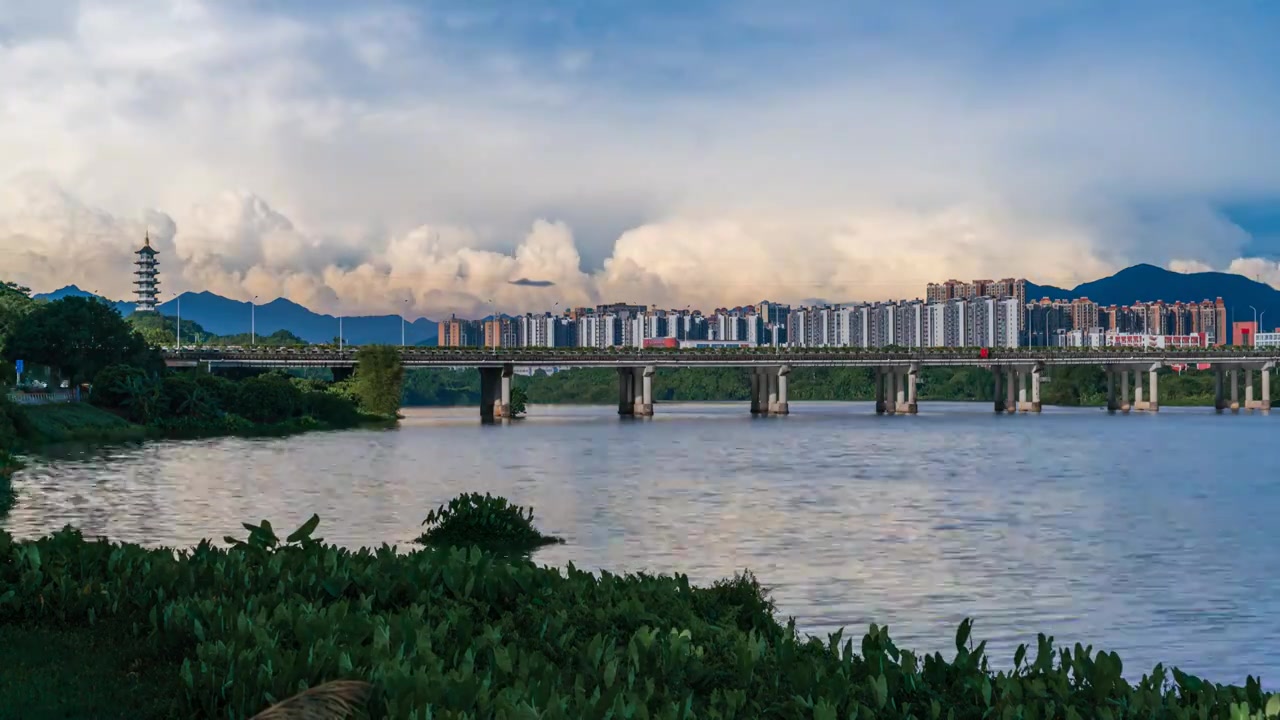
[{"xmin": 4, "ymin": 402, "xmax": 1279, "ymax": 684}]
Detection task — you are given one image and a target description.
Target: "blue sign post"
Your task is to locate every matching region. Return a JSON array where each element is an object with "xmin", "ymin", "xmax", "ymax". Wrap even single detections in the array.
[{"xmin": 14, "ymin": 359, "xmax": 23, "ymax": 386}]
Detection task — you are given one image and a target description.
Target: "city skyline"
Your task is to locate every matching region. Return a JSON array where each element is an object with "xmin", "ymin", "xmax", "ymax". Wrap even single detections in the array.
[{"xmin": 3, "ymin": 1, "xmax": 1280, "ymax": 318}]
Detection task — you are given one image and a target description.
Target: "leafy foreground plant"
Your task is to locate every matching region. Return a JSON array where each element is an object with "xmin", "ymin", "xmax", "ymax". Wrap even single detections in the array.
[
  {"xmin": 416, "ymin": 491, "xmax": 564, "ymax": 551},
  {"xmin": 3, "ymin": 514, "xmax": 1280, "ymax": 719}
]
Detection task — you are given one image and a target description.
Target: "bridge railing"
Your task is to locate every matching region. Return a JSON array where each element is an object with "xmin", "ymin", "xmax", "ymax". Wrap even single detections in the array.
[{"xmin": 164, "ymin": 346, "xmax": 1280, "ymax": 363}]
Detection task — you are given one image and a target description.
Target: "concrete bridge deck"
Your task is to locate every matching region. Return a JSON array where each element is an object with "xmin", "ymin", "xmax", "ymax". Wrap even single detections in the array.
[{"xmin": 162, "ymin": 347, "xmax": 1280, "ymax": 420}]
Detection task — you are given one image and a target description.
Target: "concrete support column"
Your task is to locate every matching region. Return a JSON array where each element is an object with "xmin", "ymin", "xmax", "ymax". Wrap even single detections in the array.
[
  {"xmin": 479, "ymin": 367, "xmax": 499, "ymax": 422},
  {"xmin": 1263, "ymin": 366, "xmax": 1272, "ymax": 412},
  {"xmin": 1246, "ymin": 368, "xmax": 1255, "ymax": 410},
  {"xmin": 1018, "ymin": 370, "xmax": 1028, "ymax": 410},
  {"xmin": 906, "ymin": 363, "xmax": 919, "ymax": 414},
  {"xmin": 767, "ymin": 370, "xmax": 779, "ymax": 414},
  {"xmin": 776, "ymin": 365, "xmax": 791, "ymax": 415},
  {"xmin": 1214, "ymin": 368, "xmax": 1226, "ymax": 413},
  {"xmin": 885, "ymin": 369, "xmax": 898, "ymax": 415},
  {"xmin": 1231, "ymin": 368, "xmax": 1240, "ymax": 413},
  {"xmin": 874, "ymin": 367, "xmax": 886, "ymax": 415},
  {"xmin": 497, "ymin": 364, "xmax": 513, "ymax": 418},
  {"xmin": 896, "ymin": 366, "xmax": 906, "ymax": 412},
  {"xmin": 635, "ymin": 366, "xmax": 654, "ymax": 416},
  {"xmin": 1121, "ymin": 370, "xmax": 1130, "ymax": 413},
  {"xmin": 1005, "ymin": 368, "xmax": 1018, "ymax": 414},
  {"xmin": 1133, "ymin": 369, "xmax": 1143, "ymax": 412},
  {"xmin": 618, "ymin": 368, "xmax": 636, "ymax": 416},
  {"xmin": 1106, "ymin": 370, "xmax": 1118, "ymax": 413},
  {"xmin": 993, "ymin": 369, "xmax": 1005, "ymax": 413},
  {"xmin": 749, "ymin": 369, "xmax": 762, "ymax": 415},
  {"xmin": 1030, "ymin": 365, "xmax": 1042, "ymax": 412},
  {"xmin": 1148, "ymin": 367, "xmax": 1159, "ymax": 412}
]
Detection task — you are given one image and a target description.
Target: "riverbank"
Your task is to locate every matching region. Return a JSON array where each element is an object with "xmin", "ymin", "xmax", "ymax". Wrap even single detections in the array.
[
  {"xmin": 9, "ymin": 402, "xmax": 395, "ymax": 449},
  {"xmin": 1, "ymin": 511, "xmax": 1274, "ymax": 718}
]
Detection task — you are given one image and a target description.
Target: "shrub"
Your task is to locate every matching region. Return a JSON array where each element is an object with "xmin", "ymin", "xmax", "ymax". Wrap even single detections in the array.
[
  {"xmin": 0, "ymin": 394, "xmax": 22, "ymax": 451},
  {"xmin": 228, "ymin": 373, "xmax": 302, "ymax": 424},
  {"xmin": 89, "ymin": 364, "xmax": 148, "ymax": 409},
  {"xmin": 160, "ymin": 372, "xmax": 219, "ymax": 420},
  {"xmin": 416, "ymin": 492, "xmax": 563, "ymax": 551},
  {"xmin": 299, "ymin": 390, "xmax": 360, "ymax": 428},
  {"xmin": 2, "ymin": 514, "xmax": 1278, "ymax": 719},
  {"xmin": 353, "ymin": 346, "xmax": 403, "ymax": 417}
]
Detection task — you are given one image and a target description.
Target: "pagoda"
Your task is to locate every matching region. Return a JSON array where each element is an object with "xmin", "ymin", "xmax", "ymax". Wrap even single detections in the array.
[{"xmin": 133, "ymin": 232, "xmax": 160, "ymax": 312}]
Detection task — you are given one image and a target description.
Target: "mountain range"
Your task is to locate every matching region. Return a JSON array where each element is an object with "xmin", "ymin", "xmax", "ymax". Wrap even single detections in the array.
[
  {"xmin": 32, "ymin": 286, "xmax": 439, "ymax": 346},
  {"xmin": 1026, "ymin": 264, "xmax": 1280, "ymax": 340},
  {"xmin": 31, "ymin": 263, "xmax": 1280, "ymax": 345}
]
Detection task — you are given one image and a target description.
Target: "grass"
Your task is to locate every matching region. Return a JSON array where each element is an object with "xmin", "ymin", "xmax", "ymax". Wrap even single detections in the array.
[
  {"xmin": 18, "ymin": 403, "xmax": 146, "ymax": 445},
  {"xmin": 0, "ymin": 621, "xmax": 182, "ymax": 720}
]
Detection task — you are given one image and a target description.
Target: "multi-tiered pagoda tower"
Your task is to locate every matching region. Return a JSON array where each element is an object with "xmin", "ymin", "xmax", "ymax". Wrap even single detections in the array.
[{"xmin": 133, "ymin": 232, "xmax": 160, "ymax": 312}]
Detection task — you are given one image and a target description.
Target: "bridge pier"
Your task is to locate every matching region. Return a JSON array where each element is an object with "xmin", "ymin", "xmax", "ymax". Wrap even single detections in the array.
[
  {"xmin": 773, "ymin": 363, "xmax": 783, "ymax": 415},
  {"xmin": 479, "ymin": 367, "xmax": 512, "ymax": 422},
  {"xmin": 1148, "ymin": 366, "xmax": 1159, "ymax": 412},
  {"xmin": 1264, "ymin": 365, "xmax": 1273, "ymax": 412},
  {"xmin": 993, "ymin": 368, "xmax": 1005, "ymax": 413},
  {"xmin": 1005, "ymin": 368, "xmax": 1018, "ymax": 414},
  {"xmin": 1029, "ymin": 365, "xmax": 1042, "ymax": 412},
  {"xmin": 1106, "ymin": 370, "xmax": 1118, "ymax": 413},
  {"xmin": 1120, "ymin": 370, "xmax": 1130, "ymax": 413},
  {"xmin": 904, "ymin": 364, "xmax": 918, "ymax": 414},
  {"xmin": 890, "ymin": 366, "xmax": 901, "ymax": 412},
  {"xmin": 618, "ymin": 368, "xmax": 636, "ymax": 416},
  {"xmin": 876, "ymin": 368, "xmax": 887, "ymax": 414},
  {"xmin": 635, "ymin": 366, "xmax": 654, "ymax": 416},
  {"xmin": 1133, "ymin": 369, "xmax": 1145, "ymax": 412},
  {"xmin": 1231, "ymin": 367, "xmax": 1240, "ymax": 413},
  {"xmin": 1214, "ymin": 367, "xmax": 1226, "ymax": 413}
]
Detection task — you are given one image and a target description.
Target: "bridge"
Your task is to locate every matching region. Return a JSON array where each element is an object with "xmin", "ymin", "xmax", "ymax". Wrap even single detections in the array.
[{"xmin": 163, "ymin": 347, "xmax": 1280, "ymax": 421}]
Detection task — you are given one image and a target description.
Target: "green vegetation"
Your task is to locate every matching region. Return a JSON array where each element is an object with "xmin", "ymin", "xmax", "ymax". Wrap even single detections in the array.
[
  {"xmin": 128, "ymin": 311, "xmax": 307, "ymax": 348},
  {"xmin": 2, "ymin": 510, "xmax": 1278, "ymax": 719},
  {"xmin": 17, "ymin": 403, "xmax": 146, "ymax": 445},
  {"xmin": 352, "ymin": 345, "xmax": 405, "ymax": 417},
  {"xmin": 416, "ymin": 492, "xmax": 563, "ymax": 551},
  {"xmin": 2, "ymin": 296, "xmax": 161, "ymax": 385},
  {"xmin": 401, "ymin": 366, "xmax": 1230, "ymax": 408},
  {"xmin": 510, "ymin": 384, "xmax": 529, "ymax": 417}
]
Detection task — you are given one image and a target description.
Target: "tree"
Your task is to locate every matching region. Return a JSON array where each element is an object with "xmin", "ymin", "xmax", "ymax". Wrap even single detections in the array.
[
  {"xmin": 128, "ymin": 311, "xmax": 214, "ymax": 347},
  {"xmin": 3, "ymin": 297, "xmax": 160, "ymax": 384},
  {"xmin": 353, "ymin": 345, "xmax": 403, "ymax": 417},
  {"xmin": 509, "ymin": 385, "xmax": 529, "ymax": 417},
  {"xmin": 0, "ymin": 282, "xmax": 36, "ymax": 383}
]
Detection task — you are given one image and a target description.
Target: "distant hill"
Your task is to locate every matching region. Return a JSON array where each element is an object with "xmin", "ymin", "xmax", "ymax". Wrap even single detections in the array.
[
  {"xmin": 33, "ymin": 285, "xmax": 135, "ymax": 316},
  {"xmin": 1026, "ymin": 264, "xmax": 1280, "ymax": 342},
  {"xmin": 33, "ymin": 286, "xmax": 437, "ymax": 346}
]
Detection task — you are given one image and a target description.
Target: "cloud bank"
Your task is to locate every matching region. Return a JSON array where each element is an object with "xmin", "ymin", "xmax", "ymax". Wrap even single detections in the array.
[{"xmin": 2, "ymin": 0, "xmax": 1279, "ymax": 317}]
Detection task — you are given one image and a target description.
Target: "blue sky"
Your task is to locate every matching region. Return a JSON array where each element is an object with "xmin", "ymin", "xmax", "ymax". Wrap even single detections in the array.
[{"xmin": 1, "ymin": 0, "xmax": 1279, "ymax": 315}]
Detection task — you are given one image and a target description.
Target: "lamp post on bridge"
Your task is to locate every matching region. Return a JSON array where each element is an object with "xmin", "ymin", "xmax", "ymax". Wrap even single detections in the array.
[{"xmin": 251, "ymin": 295, "xmax": 258, "ymax": 346}]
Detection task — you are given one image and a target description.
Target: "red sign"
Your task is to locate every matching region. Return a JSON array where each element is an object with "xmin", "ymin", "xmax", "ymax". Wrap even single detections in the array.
[{"xmin": 978, "ymin": 347, "xmax": 990, "ymax": 359}]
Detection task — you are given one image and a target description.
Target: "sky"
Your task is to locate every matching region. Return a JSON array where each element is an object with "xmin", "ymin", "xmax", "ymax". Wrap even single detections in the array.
[{"xmin": 2, "ymin": 0, "xmax": 1280, "ymax": 318}]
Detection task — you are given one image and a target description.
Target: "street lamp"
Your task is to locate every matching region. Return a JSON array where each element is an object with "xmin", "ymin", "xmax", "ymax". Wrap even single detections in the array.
[
  {"xmin": 401, "ymin": 298, "xmax": 410, "ymax": 347},
  {"xmin": 338, "ymin": 315, "xmax": 344, "ymax": 351},
  {"xmin": 1250, "ymin": 305, "xmax": 1259, "ymax": 347},
  {"xmin": 175, "ymin": 292, "xmax": 182, "ymax": 349},
  {"xmin": 251, "ymin": 295, "xmax": 258, "ymax": 345}
]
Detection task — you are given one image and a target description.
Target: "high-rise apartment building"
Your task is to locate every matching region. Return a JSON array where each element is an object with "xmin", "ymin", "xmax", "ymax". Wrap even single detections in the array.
[{"xmin": 438, "ymin": 315, "xmax": 481, "ymax": 346}]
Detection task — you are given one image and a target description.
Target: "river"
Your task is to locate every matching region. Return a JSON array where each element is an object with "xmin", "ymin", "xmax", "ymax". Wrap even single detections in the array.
[{"xmin": 4, "ymin": 402, "xmax": 1279, "ymax": 684}]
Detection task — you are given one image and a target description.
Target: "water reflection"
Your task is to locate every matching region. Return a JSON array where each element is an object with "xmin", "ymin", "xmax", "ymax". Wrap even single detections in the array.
[{"xmin": 5, "ymin": 402, "xmax": 1280, "ymax": 683}]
